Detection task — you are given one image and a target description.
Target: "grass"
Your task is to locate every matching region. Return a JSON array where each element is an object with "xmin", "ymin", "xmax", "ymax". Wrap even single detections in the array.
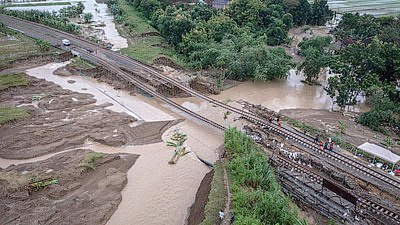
[
  {"xmin": 0, "ymin": 73, "xmax": 28, "ymax": 90},
  {"xmin": 79, "ymin": 152, "xmax": 104, "ymax": 171},
  {"xmin": 0, "ymin": 106, "xmax": 29, "ymax": 124},
  {"xmin": 224, "ymin": 128, "xmax": 301, "ymax": 224},
  {"xmin": 285, "ymin": 117, "xmax": 320, "ymax": 136},
  {"xmin": 5, "ymin": 2, "xmax": 71, "ymax": 7},
  {"xmin": 0, "ymin": 171, "xmax": 30, "ymax": 192},
  {"xmin": 201, "ymin": 160, "xmax": 227, "ymax": 225},
  {"xmin": 121, "ymin": 36, "xmax": 180, "ymax": 64},
  {"xmin": 115, "ymin": 0, "xmax": 157, "ymax": 35},
  {"xmin": 0, "ymin": 28, "xmax": 56, "ymax": 70},
  {"xmin": 70, "ymin": 57, "xmax": 96, "ymax": 70},
  {"xmin": 113, "ymin": 0, "xmax": 185, "ymax": 65}
]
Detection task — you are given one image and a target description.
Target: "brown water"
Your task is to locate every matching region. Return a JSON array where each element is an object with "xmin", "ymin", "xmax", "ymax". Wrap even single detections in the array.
[
  {"xmin": 217, "ymin": 69, "xmax": 333, "ymax": 112},
  {"xmin": 10, "ymin": 62, "xmax": 224, "ymax": 225},
  {"xmin": 103, "ymin": 120, "xmax": 222, "ymax": 225}
]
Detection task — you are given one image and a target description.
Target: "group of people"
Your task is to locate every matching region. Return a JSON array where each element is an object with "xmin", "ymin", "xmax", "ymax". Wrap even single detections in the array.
[
  {"xmin": 268, "ymin": 113, "xmax": 282, "ymax": 127},
  {"xmin": 219, "ymin": 209, "xmax": 234, "ymax": 224},
  {"xmin": 314, "ymin": 135, "xmax": 334, "ymax": 151}
]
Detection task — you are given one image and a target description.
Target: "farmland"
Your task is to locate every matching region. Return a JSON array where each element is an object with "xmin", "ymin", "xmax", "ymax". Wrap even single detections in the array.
[{"xmin": 327, "ymin": 0, "xmax": 400, "ymax": 16}]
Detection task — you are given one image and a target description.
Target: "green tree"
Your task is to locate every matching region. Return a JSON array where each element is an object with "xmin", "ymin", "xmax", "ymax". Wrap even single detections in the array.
[
  {"xmin": 298, "ymin": 36, "xmax": 333, "ymax": 83},
  {"xmin": 309, "ymin": 0, "xmax": 332, "ymax": 26},
  {"xmin": 325, "ymin": 62, "xmax": 362, "ymax": 109},
  {"xmin": 35, "ymin": 39, "xmax": 51, "ymax": 51},
  {"xmin": 76, "ymin": 2, "xmax": 85, "ymax": 14},
  {"xmin": 288, "ymin": 0, "xmax": 311, "ymax": 26},
  {"xmin": 156, "ymin": 6, "xmax": 193, "ymax": 45},
  {"xmin": 190, "ymin": 4, "xmax": 215, "ymax": 21},
  {"xmin": 206, "ymin": 13, "xmax": 239, "ymax": 42},
  {"xmin": 83, "ymin": 13, "xmax": 93, "ymax": 23},
  {"xmin": 266, "ymin": 26, "xmax": 287, "ymax": 46},
  {"xmin": 138, "ymin": 0, "xmax": 161, "ymax": 18},
  {"xmin": 226, "ymin": 0, "xmax": 264, "ymax": 26}
]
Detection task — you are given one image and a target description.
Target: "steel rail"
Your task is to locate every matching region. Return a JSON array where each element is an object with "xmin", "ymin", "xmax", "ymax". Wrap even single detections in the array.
[
  {"xmin": 272, "ymin": 153, "xmax": 400, "ymax": 224},
  {"xmin": 2, "ymin": 14, "xmax": 400, "ymax": 191}
]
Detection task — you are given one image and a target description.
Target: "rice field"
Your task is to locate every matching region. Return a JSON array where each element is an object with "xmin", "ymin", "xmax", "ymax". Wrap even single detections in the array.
[{"xmin": 327, "ymin": 0, "xmax": 400, "ymax": 16}]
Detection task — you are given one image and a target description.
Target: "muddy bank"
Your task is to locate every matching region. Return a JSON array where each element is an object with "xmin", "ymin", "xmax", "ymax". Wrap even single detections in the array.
[
  {"xmin": 0, "ymin": 52, "xmax": 70, "ymax": 74},
  {"xmin": 0, "ymin": 149, "xmax": 138, "ymax": 225},
  {"xmin": 186, "ymin": 170, "xmax": 214, "ymax": 225},
  {"xmin": 0, "ymin": 75, "xmax": 179, "ymax": 159}
]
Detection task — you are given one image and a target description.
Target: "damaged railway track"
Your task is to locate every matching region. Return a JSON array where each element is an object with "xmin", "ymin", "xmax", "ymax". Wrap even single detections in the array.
[
  {"xmin": 2, "ymin": 14, "xmax": 400, "ymax": 224},
  {"xmin": 273, "ymin": 152, "xmax": 400, "ymax": 224}
]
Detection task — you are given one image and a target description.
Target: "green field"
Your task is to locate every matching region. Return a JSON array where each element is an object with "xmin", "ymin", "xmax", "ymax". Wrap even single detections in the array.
[
  {"xmin": 0, "ymin": 106, "xmax": 29, "ymax": 124},
  {"xmin": 113, "ymin": 0, "xmax": 184, "ymax": 65},
  {"xmin": 0, "ymin": 27, "xmax": 56, "ymax": 70},
  {"xmin": 327, "ymin": 0, "xmax": 400, "ymax": 16}
]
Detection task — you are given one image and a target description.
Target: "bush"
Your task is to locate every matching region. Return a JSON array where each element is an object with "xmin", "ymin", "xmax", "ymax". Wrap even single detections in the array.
[
  {"xmin": 224, "ymin": 128, "xmax": 300, "ymax": 225},
  {"xmin": 0, "ymin": 9, "xmax": 81, "ymax": 34},
  {"xmin": 79, "ymin": 152, "xmax": 104, "ymax": 171}
]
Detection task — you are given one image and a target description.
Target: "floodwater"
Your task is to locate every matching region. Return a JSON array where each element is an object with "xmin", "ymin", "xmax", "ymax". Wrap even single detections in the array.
[
  {"xmin": 174, "ymin": 69, "xmax": 367, "ymax": 126},
  {"xmin": 103, "ymin": 120, "xmax": 221, "ymax": 225},
  {"xmin": 25, "ymin": 61, "xmax": 175, "ymax": 121},
  {"xmin": 80, "ymin": 0, "xmax": 128, "ymax": 50},
  {"xmin": 216, "ymin": 69, "xmax": 333, "ymax": 112},
  {"xmin": 6, "ymin": 0, "xmax": 128, "ymax": 50},
  {"xmin": 216, "ymin": 69, "xmax": 368, "ymax": 112},
  {"xmin": 16, "ymin": 62, "xmax": 223, "ymax": 225}
]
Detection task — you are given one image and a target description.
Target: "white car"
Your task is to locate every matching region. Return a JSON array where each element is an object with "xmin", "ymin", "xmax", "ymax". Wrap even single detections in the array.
[{"xmin": 62, "ymin": 39, "xmax": 71, "ymax": 46}]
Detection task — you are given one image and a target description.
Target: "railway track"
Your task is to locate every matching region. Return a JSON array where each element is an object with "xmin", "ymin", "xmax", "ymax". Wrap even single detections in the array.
[
  {"xmin": 1, "ymin": 14, "xmax": 400, "ymax": 193},
  {"xmin": 273, "ymin": 153, "xmax": 400, "ymax": 224},
  {"xmin": 76, "ymin": 50, "xmax": 226, "ymax": 131}
]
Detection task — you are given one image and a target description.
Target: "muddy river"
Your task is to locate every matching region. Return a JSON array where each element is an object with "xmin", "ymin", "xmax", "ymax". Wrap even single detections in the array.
[
  {"xmin": 0, "ymin": 61, "xmax": 222, "ymax": 225},
  {"xmin": 175, "ymin": 69, "xmax": 367, "ymax": 118}
]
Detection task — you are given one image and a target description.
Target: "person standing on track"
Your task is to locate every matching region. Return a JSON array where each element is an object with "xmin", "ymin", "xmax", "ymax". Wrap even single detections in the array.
[
  {"xmin": 269, "ymin": 114, "xmax": 273, "ymax": 123},
  {"xmin": 219, "ymin": 210, "xmax": 224, "ymax": 221},
  {"xmin": 314, "ymin": 135, "xmax": 319, "ymax": 144}
]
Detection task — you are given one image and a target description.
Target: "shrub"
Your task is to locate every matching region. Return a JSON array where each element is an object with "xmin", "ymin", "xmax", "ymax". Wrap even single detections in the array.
[
  {"xmin": 79, "ymin": 152, "xmax": 104, "ymax": 171},
  {"xmin": 224, "ymin": 128, "xmax": 300, "ymax": 225}
]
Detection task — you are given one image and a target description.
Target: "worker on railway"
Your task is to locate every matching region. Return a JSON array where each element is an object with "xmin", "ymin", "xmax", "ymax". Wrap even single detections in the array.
[
  {"xmin": 319, "ymin": 140, "xmax": 324, "ymax": 150},
  {"xmin": 278, "ymin": 120, "xmax": 282, "ymax": 128},
  {"xmin": 324, "ymin": 141, "xmax": 328, "ymax": 150},
  {"xmin": 269, "ymin": 115, "xmax": 273, "ymax": 123},
  {"xmin": 329, "ymin": 141, "xmax": 334, "ymax": 151},
  {"xmin": 314, "ymin": 135, "xmax": 319, "ymax": 143},
  {"xmin": 219, "ymin": 210, "xmax": 224, "ymax": 220}
]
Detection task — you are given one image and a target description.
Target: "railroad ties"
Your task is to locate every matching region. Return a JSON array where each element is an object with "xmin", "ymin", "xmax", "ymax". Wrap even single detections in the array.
[{"xmin": 2, "ymin": 15, "xmax": 399, "ymax": 224}]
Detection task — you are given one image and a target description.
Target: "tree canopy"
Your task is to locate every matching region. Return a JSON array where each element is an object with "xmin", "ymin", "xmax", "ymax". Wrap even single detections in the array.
[{"xmin": 326, "ymin": 13, "xmax": 400, "ymax": 133}]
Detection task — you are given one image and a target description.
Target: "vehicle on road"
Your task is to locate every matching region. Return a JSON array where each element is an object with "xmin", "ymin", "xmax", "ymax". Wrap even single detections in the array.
[{"xmin": 62, "ymin": 39, "xmax": 71, "ymax": 46}]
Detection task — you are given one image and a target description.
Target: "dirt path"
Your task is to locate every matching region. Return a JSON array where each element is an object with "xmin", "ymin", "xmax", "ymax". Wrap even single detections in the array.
[{"xmin": 222, "ymin": 160, "xmax": 232, "ymax": 225}]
